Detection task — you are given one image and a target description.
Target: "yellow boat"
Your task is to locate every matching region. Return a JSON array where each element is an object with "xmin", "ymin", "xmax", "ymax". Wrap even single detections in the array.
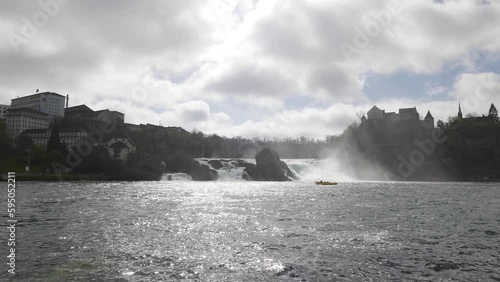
[{"xmin": 315, "ymin": 181, "xmax": 338, "ymax": 185}]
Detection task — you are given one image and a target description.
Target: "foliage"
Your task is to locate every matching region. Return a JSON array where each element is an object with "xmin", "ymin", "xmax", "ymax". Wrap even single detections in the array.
[
  {"xmin": 0, "ymin": 156, "xmax": 25, "ymax": 173},
  {"xmin": 47, "ymin": 123, "xmax": 62, "ymax": 153},
  {"xmin": 16, "ymin": 135, "xmax": 33, "ymax": 154},
  {"xmin": 0, "ymin": 120, "xmax": 10, "ymax": 156},
  {"xmin": 43, "ymin": 150, "xmax": 65, "ymax": 171},
  {"xmin": 437, "ymin": 120, "xmax": 445, "ymax": 130},
  {"xmin": 31, "ymin": 145, "xmax": 47, "ymax": 165},
  {"xmin": 489, "ymin": 103, "xmax": 498, "ymax": 122}
]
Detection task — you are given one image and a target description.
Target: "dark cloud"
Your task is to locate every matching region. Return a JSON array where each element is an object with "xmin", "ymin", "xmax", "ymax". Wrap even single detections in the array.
[
  {"xmin": 0, "ymin": 0, "xmax": 212, "ymax": 97},
  {"xmin": 176, "ymin": 101, "xmax": 210, "ymax": 123},
  {"xmin": 307, "ymin": 64, "xmax": 362, "ymax": 100},
  {"xmin": 206, "ymin": 63, "xmax": 293, "ymax": 96}
]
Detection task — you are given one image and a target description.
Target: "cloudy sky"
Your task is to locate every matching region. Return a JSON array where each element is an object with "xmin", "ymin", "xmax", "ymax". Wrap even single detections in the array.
[{"xmin": 1, "ymin": 0, "xmax": 499, "ymax": 139}]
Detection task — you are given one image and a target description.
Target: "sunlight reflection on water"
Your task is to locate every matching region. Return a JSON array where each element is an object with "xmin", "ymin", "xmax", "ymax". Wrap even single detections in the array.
[{"xmin": 2, "ymin": 181, "xmax": 499, "ymax": 281}]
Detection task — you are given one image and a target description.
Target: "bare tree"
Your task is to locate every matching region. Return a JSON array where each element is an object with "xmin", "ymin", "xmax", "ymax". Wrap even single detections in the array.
[{"xmin": 356, "ymin": 111, "xmax": 366, "ymax": 121}]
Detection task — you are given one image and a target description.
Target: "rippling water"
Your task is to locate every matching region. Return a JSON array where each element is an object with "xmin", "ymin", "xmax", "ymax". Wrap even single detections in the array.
[{"xmin": 1, "ymin": 181, "xmax": 499, "ymax": 281}]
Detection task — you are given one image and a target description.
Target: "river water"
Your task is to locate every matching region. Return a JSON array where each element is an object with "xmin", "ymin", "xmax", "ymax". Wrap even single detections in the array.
[{"xmin": 1, "ymin": 180, "xmax": 499, "ymax": 281}]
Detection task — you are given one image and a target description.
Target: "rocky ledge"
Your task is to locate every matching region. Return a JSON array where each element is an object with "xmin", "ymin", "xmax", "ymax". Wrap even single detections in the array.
[
  {"xmin": 165, "ymin": 153, "xmax": 218, "ymax": 181},
  {"xmin": 165, "ymin": 148, "xmax": 296, "ymax": 181},
  {"xmin": 243, "ymin": 148, "xmax": 297, "ymax": 181}
]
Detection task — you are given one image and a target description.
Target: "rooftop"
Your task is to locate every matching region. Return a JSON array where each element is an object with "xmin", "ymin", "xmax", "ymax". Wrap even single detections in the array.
[
  {"xmin": 11, "ymin": 92, "xmax": 66, "ymax": 101},
  {"xmin": 368, "ymin": 105, "xmax": 383, "ymax": 112},
  {"xmin": 65, "ymin": 104, "xmax": 94, "ymax": 114},
  {"xmin": 399, "ymin": 107, "xmax": 418, "ymax": 114},
  {"xmin": 94, "ymin": 109, "xmax": 124, "ymax": 116}
]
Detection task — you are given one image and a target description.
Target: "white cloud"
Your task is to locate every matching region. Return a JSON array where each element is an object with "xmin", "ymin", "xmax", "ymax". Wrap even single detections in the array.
[
  {"xmin": 0, "ymin": 0, "xmax": 499, "ymax": 139},
  {"xmin": 450, "ymin": 72, "xmax": 500, "ymax": 115},
  {"xmin": 425, "ymin": 83, "xmax": 447, "ymax": 96},
  {"xmin": 213, "ymin": 103, "xmax": 365, "ymax": 139}
]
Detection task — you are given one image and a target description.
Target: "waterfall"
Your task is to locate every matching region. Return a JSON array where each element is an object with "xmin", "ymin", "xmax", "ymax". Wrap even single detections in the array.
[{"xmin": 163, "ymin": 158, "xmax": 353, "ymax": 181}]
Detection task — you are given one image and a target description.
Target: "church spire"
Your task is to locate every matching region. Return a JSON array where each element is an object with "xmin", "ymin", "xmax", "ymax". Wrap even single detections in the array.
[{"xmin": 458, "ymin": 102, "xmax": 463, "ymax": 118}]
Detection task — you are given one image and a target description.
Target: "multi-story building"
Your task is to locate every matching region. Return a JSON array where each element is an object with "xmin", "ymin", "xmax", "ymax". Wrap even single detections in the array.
[
  {"xmin": 22, "ymin": 127, "xmax": 88, "ymax": 148},
  {"xmin": 6, "ymin": 108, "xmax": 50, "ymax": 138},
  {"xmin": 11, "ymin": 92, "xmax": 66, "ymax": 121},
  {"xmin": 366, "ymin": 105, "xmax": 385, "ymax": 120},
  {"xmin": 0, "ymin": 104, "xmax": 10, "ymax": 120},
  {"xmin": 64, "ymin": 104, "xmax": 125, "ymax": 130}
]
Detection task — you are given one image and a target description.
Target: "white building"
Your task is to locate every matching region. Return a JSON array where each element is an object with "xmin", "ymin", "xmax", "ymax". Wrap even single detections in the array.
[
  {"xmin": 365, "ymin": 105, "xmax": 433, "ymax": 128},
  {"xmin": 22, "ymin": 127, "xmax": 89, "ymax": 148},
  {"xmin": 11, "ymin": 92, "xmax": 66, "ymax": 120},
  {"xmin": 106, "ymin": 137, "xmax": 136, "ymax": 161},
  {"xmin": 6, "ymin": 108, "xmax": 50, "ymax": 138},
  {"xmin": 0, "ymin": 104, "xmax": 10, "ymax": 120}
]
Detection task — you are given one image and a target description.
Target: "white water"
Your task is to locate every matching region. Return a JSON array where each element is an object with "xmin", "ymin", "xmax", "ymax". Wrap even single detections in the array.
[
  {"xmin": 284, "ymin": 159, "xmax": 354, "ymax": 182},
  {"xmin": 197, "ymin": 159, "xmax": 254, "ymax": 181},
  {"xmin": 163, "ymin": 158, "xmax": 354, "ymax": 182},
  {"xmin": 161, "ymin": 172, "xmax": 192, "ymax": 181}
]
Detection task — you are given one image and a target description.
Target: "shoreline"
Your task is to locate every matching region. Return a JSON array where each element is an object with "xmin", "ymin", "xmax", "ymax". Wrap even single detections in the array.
[
  {"xmin": 1, "ymin": 173, "xmax": 110, "ymax": 182},
  {"xmin": 2, "ymin": 173, "xmax": 499, "ymax": 183}
]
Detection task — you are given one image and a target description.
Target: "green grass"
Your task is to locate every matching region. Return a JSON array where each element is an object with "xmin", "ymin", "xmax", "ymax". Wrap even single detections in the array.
[
  {"xmin": 0, "ymin": 155, "xmax": 48, "ymax": 175},
  {"xmin": 0, "ymin": 155, "xmax": 25, "ymax": 173}
]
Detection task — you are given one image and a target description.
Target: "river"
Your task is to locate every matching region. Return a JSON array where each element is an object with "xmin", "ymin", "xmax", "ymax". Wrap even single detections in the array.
[{"xmin": 1, "ymin": 180, "xmax": 499, "ymax": 281}]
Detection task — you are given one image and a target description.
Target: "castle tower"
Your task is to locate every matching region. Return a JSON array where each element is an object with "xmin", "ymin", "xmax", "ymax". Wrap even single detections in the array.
[
  {"xmin": 458, "ymin": 103, "xmax": 463, "ymax": 118},
  {"xmin": 425, "ymin": 110, "xmax": 434, "ymax": 128}
]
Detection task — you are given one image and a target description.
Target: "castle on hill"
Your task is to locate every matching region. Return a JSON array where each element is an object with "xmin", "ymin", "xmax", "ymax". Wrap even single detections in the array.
[{"xmin": 362, "ymin": 105, "xmax": 434, "ymax": 129}]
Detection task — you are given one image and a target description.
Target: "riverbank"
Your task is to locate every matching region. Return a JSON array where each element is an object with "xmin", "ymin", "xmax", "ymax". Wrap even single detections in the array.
[{"xmin": 1, "ymin": 173, "xmax": 110, "ymax": 182}]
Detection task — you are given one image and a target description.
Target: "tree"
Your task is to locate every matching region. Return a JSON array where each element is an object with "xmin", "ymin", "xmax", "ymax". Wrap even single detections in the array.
[
  {"xmin": 31, "ymin": 145, "xmax": 46, "ymax": 165},
  {"xmin": 47, "ymin": 123, "xmax": 61, "ymax": 153},
  {"xmin": 60, "ymin": 141, "xmax": 69, "ymax": 156},
  {"xmin": 489, "ymin": 103, "xmax": 498, "ymax": 122},
  {"xmin": 356, "ymin": 111, "xmax": 366, "ymax": 121},
  {"xmin": 43, "ymin": 150, "xmax": 65, "ymax": 172},
  {"xmin": 16, "ymin": 135, "xmax": 33, "ymax": 154},
  {"xmin": 436, "ymin": 120, "xmax": 446, "ymax": 130},
  {"xmin": 0, "ymin": 120, "xmax": 10, "ymax": 155}
]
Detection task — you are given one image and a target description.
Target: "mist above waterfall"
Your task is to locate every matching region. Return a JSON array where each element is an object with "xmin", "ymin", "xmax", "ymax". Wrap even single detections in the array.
[{"xmin": 285, "ymin": 151, "xmax": 393, "ymax": 182}]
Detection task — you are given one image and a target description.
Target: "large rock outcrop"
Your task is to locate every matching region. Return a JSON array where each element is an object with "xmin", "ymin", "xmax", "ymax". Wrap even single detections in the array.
[
  {"xmin": 244, "ymin": 148, "xmax": 296, "ymax": 181},
  {"xmin": 165, "ymin": 153, "xmax": 218, "ymax": 181}
]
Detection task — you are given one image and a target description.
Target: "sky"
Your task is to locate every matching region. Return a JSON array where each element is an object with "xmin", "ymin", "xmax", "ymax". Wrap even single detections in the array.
[{"xmin": 1, "ymin": 0, "xmax": 500, "ymax": 139}]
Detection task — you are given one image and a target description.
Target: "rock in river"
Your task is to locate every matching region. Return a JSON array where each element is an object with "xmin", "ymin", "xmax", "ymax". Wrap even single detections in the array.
[{"xmin": 244, "ymin": 148, "xmax": 296, "ymax": 181}]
